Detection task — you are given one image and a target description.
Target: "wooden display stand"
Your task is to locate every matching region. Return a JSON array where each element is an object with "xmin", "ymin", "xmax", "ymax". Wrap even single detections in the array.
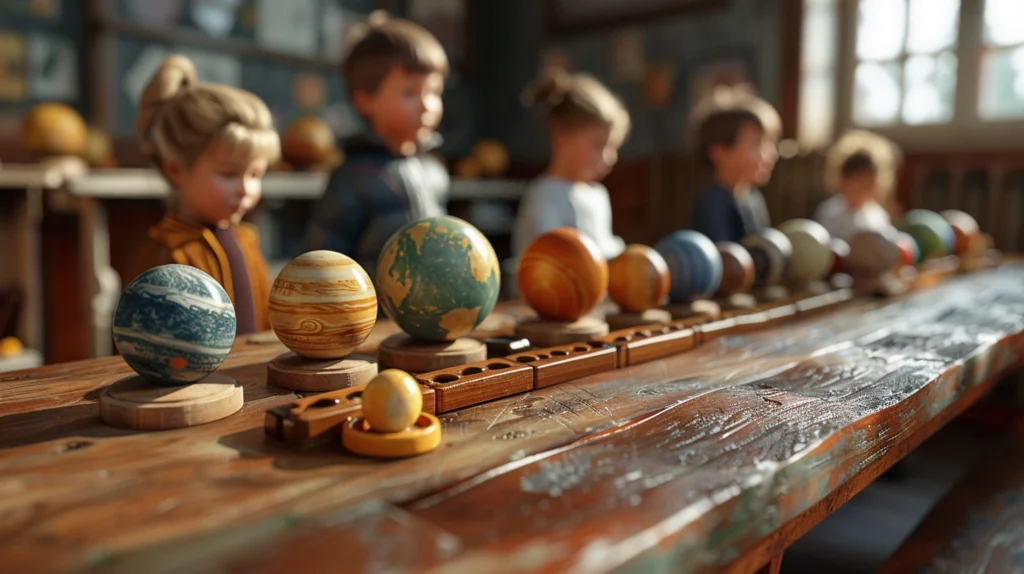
[
  {"xmin": 514, "ymin": 316, "xmax": 609, "ymax": 348},
  {"xmin": 605, "ymin": 308, "xmax": 672, "ymax": 331},
  {"xmin": 99, "ymin": 374, "xmax": 243, "ymax": 430},
  {"xmin": 664, "ymin": 299, "xmax": 722, "ymax": 321},
  {"xmin": 752, "ymin": 285, "xmax": 791, "ymax": 304},
  {"xmin": 716, "ymin": 293, "xmax": 758, "ymax": 313},
  {"xmin": 267, "ymin": 353, "xmax": 378, "ymax": 391},
  {"xmin": 378, "ymin": 334, "xmax": 486, "ymax": 373}
]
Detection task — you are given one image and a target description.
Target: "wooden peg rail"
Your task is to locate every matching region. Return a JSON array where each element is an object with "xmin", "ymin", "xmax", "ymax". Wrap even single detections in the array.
[{"xmin": 266, "ymin": 288, "xmax": 855, "ymax": 448}]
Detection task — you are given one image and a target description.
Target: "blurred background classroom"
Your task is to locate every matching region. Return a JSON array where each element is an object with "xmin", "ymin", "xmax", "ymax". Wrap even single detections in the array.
[{"xmin": 0, "ymin": 2, "xmax": 1022, "ymax": 570}]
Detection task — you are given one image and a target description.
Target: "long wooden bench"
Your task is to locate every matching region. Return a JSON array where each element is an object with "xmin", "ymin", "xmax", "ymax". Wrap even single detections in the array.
[{"xmin": 878, "ymin": 424, "xmax": 1024, "ymax": 574}]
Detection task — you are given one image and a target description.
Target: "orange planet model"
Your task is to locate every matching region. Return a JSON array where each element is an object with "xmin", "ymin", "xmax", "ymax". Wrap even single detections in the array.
[
  {"xmin": 940, "ymin": 209, "xmax": 980, "ymax": 255},
  {"xmin": 517, "ymin": 228, "xmax": 609, "ymax": 321},
  {"xmin": 714, "ymin": 241, "xmax": 755, "ymax": 297},
  {"xmin": 608, "ymin": 244, "xmax": 670, "ymax": 313}
]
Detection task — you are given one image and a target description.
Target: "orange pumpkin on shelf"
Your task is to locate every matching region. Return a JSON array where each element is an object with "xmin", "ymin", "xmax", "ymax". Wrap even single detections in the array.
[
  {"xmin": 454, "ymin": 156, "xmax": 481, "ymax": 179},
  {"xmin": 20, "ymin": 102, "xmax": 88, "ymax": 157},
  {"xmin": 281, "ymin": 115, "xmax": 337, "ymax": 170},
  {"xmin": 471, "ymin": 138, "xmax": 510, "ymax": 177}
]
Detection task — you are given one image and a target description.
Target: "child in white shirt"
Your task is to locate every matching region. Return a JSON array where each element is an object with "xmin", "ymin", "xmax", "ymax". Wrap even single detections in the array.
[
  {"xmin": 814, "ymin": 130, "xmax": 902, "ymax": 242},
  {"xmin": 512, "ymin": 69, "xmax": 630, "ymax": 260}
]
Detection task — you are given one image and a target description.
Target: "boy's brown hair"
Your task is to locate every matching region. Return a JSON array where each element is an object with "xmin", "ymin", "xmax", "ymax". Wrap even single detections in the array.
[
  {"xmin": 688, "ymin": 84, "xmax": 781, "ymax": 164},
  {"xmin": 343, "ymin": 11, "xmax": 449, "ymax": 99},
  {"xmin": 522, "ymin": 68, "xmax": 631, "ymax": 143}
]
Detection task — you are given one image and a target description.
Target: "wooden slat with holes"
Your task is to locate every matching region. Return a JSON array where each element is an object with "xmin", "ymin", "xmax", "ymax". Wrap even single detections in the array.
[
  {"xmin": 415, "ymin": 358, "xmax": 534, "ymax": 413},
  {"xmin": 506, "ymin": 341, "xmax": 619, "ymax": 388},
  {"xmin": 592, "ymin": 322, "xmax": 699, "ymax": 367}
]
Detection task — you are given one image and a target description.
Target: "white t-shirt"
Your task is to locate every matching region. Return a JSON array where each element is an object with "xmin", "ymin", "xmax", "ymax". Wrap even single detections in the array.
[
  {"xmin": 814, "ymin": 195, "xmax": 892, "ymax": 242},
  {"xmin": 512, "ymin": 175, "xmax": 626, "ymax": 260}
]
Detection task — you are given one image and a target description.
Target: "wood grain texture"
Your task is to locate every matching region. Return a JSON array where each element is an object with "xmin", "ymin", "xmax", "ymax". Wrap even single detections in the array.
[{"xmin": 1, "ymin": 269, "xmax": 1024, "ymax": 573}]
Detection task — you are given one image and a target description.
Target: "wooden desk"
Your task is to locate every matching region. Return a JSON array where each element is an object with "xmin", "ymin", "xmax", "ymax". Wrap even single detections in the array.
[{"xmin": 2, "ymin": 267, "xmax": 1024, "ymax": 573}]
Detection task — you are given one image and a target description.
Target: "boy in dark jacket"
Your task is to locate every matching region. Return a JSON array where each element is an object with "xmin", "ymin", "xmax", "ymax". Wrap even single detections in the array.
[
  {"xmin": 305, "ymin": 12, "xmax": 450, "ymax": 272},
  {"xmin": 689, "ymin": 87, "xmax": 781, "ymax": 243}
]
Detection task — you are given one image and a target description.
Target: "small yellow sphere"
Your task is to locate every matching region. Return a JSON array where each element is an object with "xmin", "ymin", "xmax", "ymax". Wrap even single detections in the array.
[{"xmin": 362, "ymin": 369, "xmax": 423, "ymax": 433}]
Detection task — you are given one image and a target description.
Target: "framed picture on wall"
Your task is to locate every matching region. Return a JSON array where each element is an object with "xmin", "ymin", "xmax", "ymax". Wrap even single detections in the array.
[
  {"xmin": 547, "ymin": 0, "xmax": 727, "ymax": 34},
  {"xmin": 402, "ymin": 0, "xmax": 471, "ymax": 70},
  {"xmin": 689, "ymin": 47, "xmax": 754, "ymax": 106}
]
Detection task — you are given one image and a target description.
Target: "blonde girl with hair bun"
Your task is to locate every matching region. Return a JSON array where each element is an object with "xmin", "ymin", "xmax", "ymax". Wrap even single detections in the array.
[
  {"xmin": 814, "ymin": 130, "xmax": 903, "ymax": 243},
  {"xmin": 129, "ymin": 54, "xmax": 281, "ymax": 334},
  {"xmin": 512, "ymin": 67, "xmax": 631, "ymax": 261}
]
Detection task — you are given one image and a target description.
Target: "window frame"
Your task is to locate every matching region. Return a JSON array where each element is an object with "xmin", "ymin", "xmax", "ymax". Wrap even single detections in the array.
[{"xmin": 835, "ymin": 0, "xmax": 1024, "ymax": 150}]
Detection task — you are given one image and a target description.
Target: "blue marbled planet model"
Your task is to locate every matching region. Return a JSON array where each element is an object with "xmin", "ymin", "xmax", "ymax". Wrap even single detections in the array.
[
  {"xmin": 112, "ymin": 264, "xmax": 237, "ymax": 385},
  {"xmin": 655, "ymin": 230, "xmax": 723, "ymax": 302}
]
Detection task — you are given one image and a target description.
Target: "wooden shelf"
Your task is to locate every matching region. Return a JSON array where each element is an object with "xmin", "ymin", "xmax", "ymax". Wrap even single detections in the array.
[
  {"xmin": 0, "ymin": 349, "xmax": 43, "ymax": 373},
  {"xmin": 65, "ymin": 168, "xmax": 528, "ymax": 202},
  {"xmin": 0, "ymin": 164, "xmax": 67, "ymax": 190}
]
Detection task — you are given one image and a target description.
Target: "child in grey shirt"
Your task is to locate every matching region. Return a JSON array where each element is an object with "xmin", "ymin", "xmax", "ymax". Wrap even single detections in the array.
[{"xmin": 512, "ymin": 69, "xmax": 630, "ymax": 261}]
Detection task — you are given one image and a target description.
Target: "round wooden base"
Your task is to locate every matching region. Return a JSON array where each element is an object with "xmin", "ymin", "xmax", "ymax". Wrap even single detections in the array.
[
  {"xmin": 514, "ymin": 317, "xmax": 609, "ymax": 348},
  {"xmin": 244, "ymin": 331, "xmax": 280, "ymax": 345},
  {"xmin": 852, "ymin": 272, "xmax": 908, "ymax": 298},
  {"xmin": 788, "ymin": 280, "xmax": 831, "ymax": 296},
  {"xmin": 830, "ymin": 273, "xmax": 854, "ymax": 290},
  {"xmin": 716, "ymin": 293, "xmax": 758, "ymax": 312},
  {"xmin": 267, "ymin": 352, "xmax": 378, "ymax": 391},
  {"xmin": 752, "ymin": 285, "xmax": 791, "ymax": 303},
  {"xmin": 606, "ymin": 309, "xmax": 672, "ymax": 331},
  {"xmin": 342, "ymin": 413, "xmax": 442, "ymax": 458},
  {"xmin": 378, "ymin": 334, "xmax": 486, "ymax": 373},
  {"xmin": 664, "ymin": 300, "xmax": 722, "ymax": 321},
  {"xmin": 99, "ymin": 374, "xmax": 243, "ymax": 430}
]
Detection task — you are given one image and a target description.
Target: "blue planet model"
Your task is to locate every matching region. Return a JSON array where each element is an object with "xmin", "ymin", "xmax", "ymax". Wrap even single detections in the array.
[
  {"xmin": 655, "ymin": 230, "xmax": 723, "ymax": 302},
  {"xmin": 112, "ymin": 264, "xmax": 237, "ymax": 385}
]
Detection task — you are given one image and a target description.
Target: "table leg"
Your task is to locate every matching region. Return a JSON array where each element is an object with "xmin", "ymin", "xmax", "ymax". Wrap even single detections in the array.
[
  {"xmin": 755, "ymin": 553, "xmax": 783, "ymax": 574},
  {"xmin": 77, "ymin": 197, "xmax": 120, "ymax": 358},
  {"xmin": 17, "ymin": 186, "xmax": 44, "ymax": 355}
]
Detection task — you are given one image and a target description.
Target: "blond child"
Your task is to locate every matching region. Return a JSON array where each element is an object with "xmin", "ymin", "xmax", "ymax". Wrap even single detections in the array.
[
  {"xmin": 130, "ymin": 54, "xmax": 280, "ymax": 334},
  {"xmin": 512, "ymin": 69, "xmax": 630, "ymax": 260},
  {"xmin": 814, "ymin": 130, "xmax": 902, "ymax": 242}
]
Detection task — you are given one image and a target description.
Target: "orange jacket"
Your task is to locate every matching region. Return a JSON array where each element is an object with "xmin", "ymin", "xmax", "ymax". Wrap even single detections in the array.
[{"xmin": 127, "ymin": 214, "xmax": 273, "ymax": 332}]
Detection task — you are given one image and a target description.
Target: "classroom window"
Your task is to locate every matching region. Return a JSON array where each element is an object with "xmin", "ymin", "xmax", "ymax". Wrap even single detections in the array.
[
  {"xmin": 798, "ymin": 0, "xmax": 838, "ymax": 149},
  {"xmin": 851, "ymin": 0, "xmax": 960, "ymax": 127},
  {"xmin": 978, "ymin": 0, "xmax": 1024, "ymax": 119}
]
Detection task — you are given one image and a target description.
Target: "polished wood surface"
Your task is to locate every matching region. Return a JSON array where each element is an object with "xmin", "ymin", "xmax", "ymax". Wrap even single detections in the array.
[{"xmin": 2, "ymin": 267, "xmax": 1024, "ymax": 573}]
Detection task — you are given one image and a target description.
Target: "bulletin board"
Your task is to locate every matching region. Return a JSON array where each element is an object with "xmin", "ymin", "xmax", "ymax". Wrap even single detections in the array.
[
  {"xmin": 0, "ymin": 0, "xmax": 85, "ymax": 131},
  {"xmin": 99, "ymin": 0, "xmax": 376, "ymax": 140}
]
